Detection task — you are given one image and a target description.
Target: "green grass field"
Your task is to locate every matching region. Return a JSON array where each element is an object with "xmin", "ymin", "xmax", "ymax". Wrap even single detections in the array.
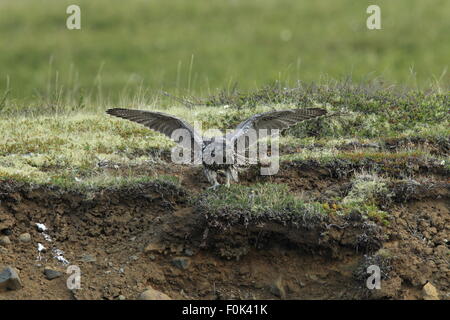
[{"xmin": 0, "ymin": 0, "xmax": 449, "ymax": 109}]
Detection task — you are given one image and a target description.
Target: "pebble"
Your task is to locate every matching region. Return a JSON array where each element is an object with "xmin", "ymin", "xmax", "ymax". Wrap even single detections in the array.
[
  {"xmin": 0, "ymin": 236, "xmax": 11, "ymax": 246},
  {"xmin": 118, "ymin": 295, "xmax": 126, "ymax": 300},
  {"xmin": 79, "ymin": 254, "xmax": 97, "ymax": 263},
  {"xmin": 269, "ymin": 278, "xmax": 286, "ymax": 299},
  {"xmin": 144, "ymin": 242, "xmax": 165, "ymax": 254},
  {"xmin": 44, "ymin": 268, "xmax": 63, "ymax": 280},
  {"xmin": 0, "ymin": 266, "xmax": 23, "ymax": 292},
  {"xmin": 18, "ymin": 233, "xmax": 32, "ymax": 243},
  {"xmin": 422, "ymin": 282, "xmax": 440, "ymax": 300},
  {"xmin": 171, "ymin": 257, "xmax": 191, "ymax": 270},
  {"xmin": 139, "ymin": 288, "xmax": 171, "ymax": 300}
]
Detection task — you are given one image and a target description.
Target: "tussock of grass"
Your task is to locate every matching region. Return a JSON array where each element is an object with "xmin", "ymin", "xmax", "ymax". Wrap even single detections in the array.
[
  {"xmin": 194, "ymin": 179, "xmax": 392, "ymax": 227},
  {"xmin": 195, "ymin": 183, "xmax": 327, "ymax": 228}
]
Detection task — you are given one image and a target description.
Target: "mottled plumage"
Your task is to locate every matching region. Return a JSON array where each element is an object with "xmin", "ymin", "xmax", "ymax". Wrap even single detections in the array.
[{"xmin": 107, "ymin": 107, "xmax": 327, "ymax": 187}]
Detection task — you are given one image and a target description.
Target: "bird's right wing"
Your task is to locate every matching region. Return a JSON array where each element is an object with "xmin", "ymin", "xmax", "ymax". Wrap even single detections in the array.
[{"xmin": 106, "ymin": 108, "xmax": 203, "ymax": 147}]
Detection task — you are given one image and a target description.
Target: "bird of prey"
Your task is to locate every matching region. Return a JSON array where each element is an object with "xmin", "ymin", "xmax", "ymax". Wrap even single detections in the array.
[{"xmin": 106, "ymin": 107, "xmax": 327, "ymax": 188}]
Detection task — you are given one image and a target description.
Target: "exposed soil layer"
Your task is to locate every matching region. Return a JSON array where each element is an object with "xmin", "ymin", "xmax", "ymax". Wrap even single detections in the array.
[{"xmin": 0, "ymin": 162, "xmax": 448, "ymax": 300}]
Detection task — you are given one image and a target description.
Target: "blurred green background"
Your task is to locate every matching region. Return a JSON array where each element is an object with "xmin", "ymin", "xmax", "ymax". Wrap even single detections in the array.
[{"xmin": 0, "ymin": 0, "xmax": 448, "ymax": 106}]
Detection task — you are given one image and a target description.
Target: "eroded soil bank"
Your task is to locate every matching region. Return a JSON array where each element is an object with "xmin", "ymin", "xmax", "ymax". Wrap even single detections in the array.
[{"xmin": 0, "ymin": 163, "xmax": 448, "ymax": 300}]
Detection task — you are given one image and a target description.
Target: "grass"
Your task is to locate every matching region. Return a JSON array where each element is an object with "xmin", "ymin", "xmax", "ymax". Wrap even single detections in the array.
[
  {"xmin": 0, "ymin": 83, "xmax": 447, "ymax": 230},
  {"xmin": 0, "ymin": 111, "xmax": 184, "ymax": 188},
  {"xmin": 340, "ymin": 172, "xmax": 391, "ymax": 225},
  {"xmin": 0, "ymin": 0, "xmax": 449, "ymax": 109},
  {"xmin": 204, "ymin": 82, "xmax": 449, "ymax": 139},
  {"xmin": 0, "ymin": 82, "xmax": 448, "ymax": 187},
  {"xmin": 283, "ymin": 149, "xmax": 434, "ymax": 163},
  {"xmin": 194, "ymin": 177, "xmax": 391, "ymax": 227},
  {"xmin": 50, "ymin": 175, "xmax": 179, "ymax": 192},
  {"xmin": 194, "ymin": 183, "xmax": 327, "ymax": 227}
]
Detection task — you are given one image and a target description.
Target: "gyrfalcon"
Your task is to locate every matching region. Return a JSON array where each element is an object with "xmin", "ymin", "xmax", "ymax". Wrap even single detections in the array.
[{"xmin": 106, "ymin": 107, "xmax": 326, "ymax": 187}]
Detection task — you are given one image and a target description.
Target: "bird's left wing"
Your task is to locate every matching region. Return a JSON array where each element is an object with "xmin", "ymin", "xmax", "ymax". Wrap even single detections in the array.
[
  {"xmin": 227, "ymin": 107, "xmax": 327, "ymax": 142},
  {"xmin": 106, "ymin": 108, "xmax": 203, "ymax": 147}
]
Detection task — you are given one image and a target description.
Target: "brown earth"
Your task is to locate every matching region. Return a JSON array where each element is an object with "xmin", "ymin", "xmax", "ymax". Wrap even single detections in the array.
[{"xmin": 0, "ymin": 160, "xmax": 448, "ymax": 300}]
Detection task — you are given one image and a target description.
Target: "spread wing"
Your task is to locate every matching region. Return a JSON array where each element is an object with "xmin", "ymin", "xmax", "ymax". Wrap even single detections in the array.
[
  {"xmin": 227, "ymin": 107, "xmax": 327, "ymax": 141},
  {"xmin": 106, "ymin": 108, "xmax": 203, "ymax": 147}
]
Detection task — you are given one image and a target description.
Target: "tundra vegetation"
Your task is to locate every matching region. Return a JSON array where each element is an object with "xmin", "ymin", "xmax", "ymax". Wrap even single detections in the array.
[{"xmin": 1, "ymin": 82, "xmax": 448, "ymax": 227}]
